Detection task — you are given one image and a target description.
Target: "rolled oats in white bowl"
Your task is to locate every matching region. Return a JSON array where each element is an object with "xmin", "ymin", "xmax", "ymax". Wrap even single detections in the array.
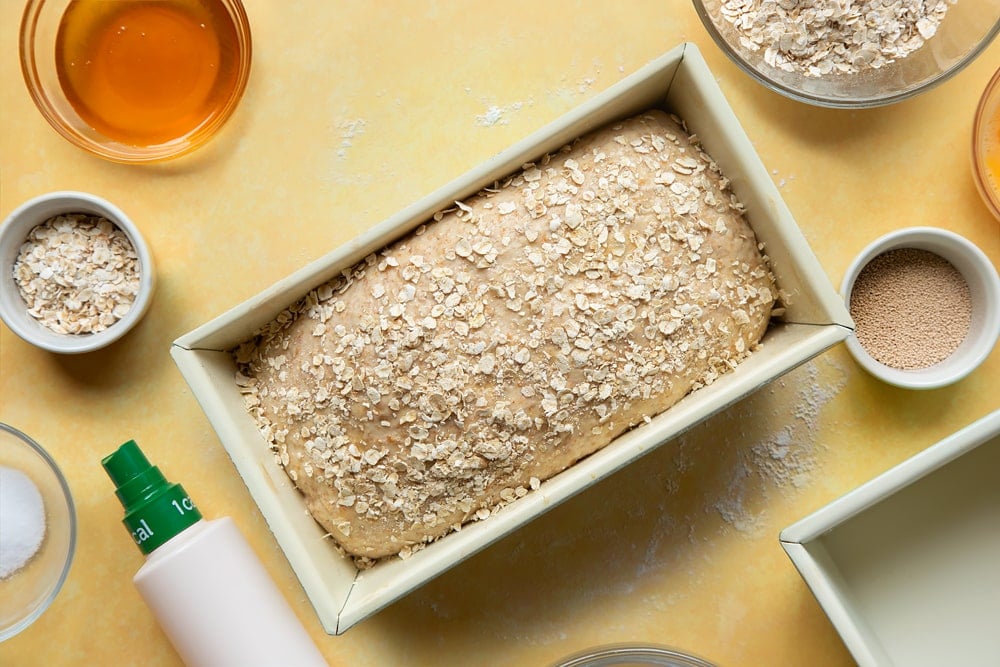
[{"xmin": 0, "ymin": 192, "xmax": 155, "ymax": 354}]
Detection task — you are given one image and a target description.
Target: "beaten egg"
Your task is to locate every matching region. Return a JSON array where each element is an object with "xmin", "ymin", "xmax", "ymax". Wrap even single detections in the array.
[{"xmin": 973, "ymin": 66, "xmax": 1000, "ymax": 220}]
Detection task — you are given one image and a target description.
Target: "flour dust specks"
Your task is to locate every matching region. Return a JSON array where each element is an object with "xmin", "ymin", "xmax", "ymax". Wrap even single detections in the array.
[{"xmin": 336, "ymin": 118, "xmax": 367, "ymax": 159}]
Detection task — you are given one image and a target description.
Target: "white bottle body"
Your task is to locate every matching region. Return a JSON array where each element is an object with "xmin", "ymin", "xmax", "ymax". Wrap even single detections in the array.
[{"xmin": 133, "ymin": 517, "xmax": 326, "ymax": 667}]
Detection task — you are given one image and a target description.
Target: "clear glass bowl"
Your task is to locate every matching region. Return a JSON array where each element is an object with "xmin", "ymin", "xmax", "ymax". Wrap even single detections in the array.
[
  {"xmin": 19, "ymin": 0, "xmax": 252, "ymax": 163},
  {"xmin": 973, "ymin": 65, "xmax": 1000, "ymax": 220},
  {"xmin": 692, "ymin": 0, "xmax": 1000, "ymax": 108},
  {"xmin": 0, "ymin": 423, "xmax": 76, "ymax": 642},
  {"xmin": 552, "ymin": 644, "xmax": 716, "ymax": 667}
]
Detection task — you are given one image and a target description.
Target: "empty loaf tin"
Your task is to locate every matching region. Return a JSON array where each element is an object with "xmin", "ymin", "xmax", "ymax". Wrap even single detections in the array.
[
  {"xmin": 171, "ymin": 42, "xmax": 852, "ymax": 634},
  {"xmin": 781, "ymin": 409, "xmax": 1000, "ymax": 667}
]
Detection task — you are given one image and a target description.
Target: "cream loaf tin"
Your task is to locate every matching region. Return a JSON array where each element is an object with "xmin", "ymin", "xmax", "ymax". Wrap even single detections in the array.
[
  {"xmin": 172, "ymin": 43, "xmax": 852, "ymax": 634},
  {"xmin": 781, "ymin": 409, "xmax": 1000, "ymax": 666}
]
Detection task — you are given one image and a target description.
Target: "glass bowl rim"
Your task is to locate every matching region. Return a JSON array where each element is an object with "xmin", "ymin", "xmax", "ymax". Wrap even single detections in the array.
[
  {"xmin": 551, "ymin": 643, "xmax": 717, "ymax": 667},
  {"xmin": 0, "ymin": 422, "xmax": 77, "ymax": 643},
  {"xmin": 690, "ymin": 0, "xmax": 1000, "ymax": 109},
  {"xmin": 971, "ymin": 65, "xmax": 1000, "ymax": 220},
  {"xmin": 18, "ymin": 0, "xmax": 254, "ymax": 163}
]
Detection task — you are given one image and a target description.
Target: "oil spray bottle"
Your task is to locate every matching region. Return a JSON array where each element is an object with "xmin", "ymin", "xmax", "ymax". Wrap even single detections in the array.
[{"xmin": 101, "ymin": 440, "xmax": 327, "ymax": 667}]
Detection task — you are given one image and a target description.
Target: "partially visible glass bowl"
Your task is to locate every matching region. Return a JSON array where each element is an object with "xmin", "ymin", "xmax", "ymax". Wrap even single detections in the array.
[
  {"xmin": 551, "ymin": 644, "xmax": 716, "ymax": 667},
  {"xmin": 693, "ymin": 0, "xmax": 1000, "ymax": 108},
  {"xmin": 973, "ymin": 65, "xmax": 1000, "ymax": 220},
  {"xmin": 0, "ymin": 424, "xmax": 76, "ymax": 642}
]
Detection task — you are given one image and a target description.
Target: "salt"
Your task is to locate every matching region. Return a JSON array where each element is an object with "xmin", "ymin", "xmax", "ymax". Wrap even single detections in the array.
[{"xmin": 0, "ymin": 466, "xmax": 47, "ymax": 579}]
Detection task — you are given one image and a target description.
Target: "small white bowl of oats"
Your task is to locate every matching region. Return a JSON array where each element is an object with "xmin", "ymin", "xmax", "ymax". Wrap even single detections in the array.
[{"xmin": 0, "ymin": 191, "xmax": 155, "ymax": 354}]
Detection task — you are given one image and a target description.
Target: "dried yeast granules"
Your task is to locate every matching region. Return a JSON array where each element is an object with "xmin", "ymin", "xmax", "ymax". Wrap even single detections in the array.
[{"xmin": 849, "ymin": 248, "xmax": 972, "ymax": 370}]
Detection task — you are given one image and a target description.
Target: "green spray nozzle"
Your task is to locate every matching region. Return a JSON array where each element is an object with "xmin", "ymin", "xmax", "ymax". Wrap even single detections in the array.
[
  {"xmin": 102, "ymin": 440, "xmax": 203, "ymax": 555},
  {"xmin": 103, "ymin": 440, "xmax": 167, "ymax": 505}
]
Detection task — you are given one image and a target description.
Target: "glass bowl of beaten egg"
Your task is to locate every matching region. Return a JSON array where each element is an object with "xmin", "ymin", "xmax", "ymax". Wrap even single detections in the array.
[
  {"xmin": 973, "ymin": 65, "xmax": 1000, "ymax": 220},
  {"xmin": 692, "ymin": 0, "xmax": 1000, "ymax": 108},
  {"xmin": 19, "ymin": 0, "xmax": 252, "ymax": 163}
]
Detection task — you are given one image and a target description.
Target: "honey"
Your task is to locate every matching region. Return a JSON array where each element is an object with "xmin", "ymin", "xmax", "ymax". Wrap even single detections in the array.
[{"xmin": 55, "ymin": 0, "xmax": 243, "ymax": 147}]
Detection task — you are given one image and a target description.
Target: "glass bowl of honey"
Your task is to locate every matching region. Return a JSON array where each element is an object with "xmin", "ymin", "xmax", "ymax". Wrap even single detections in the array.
[
  {"xmin": 19, "ymin": 0, "xmax": 252, "ymax": 163},
  {"xmin": 973, "ymin": 65, "xmax": 1000, "ymax": 221}
]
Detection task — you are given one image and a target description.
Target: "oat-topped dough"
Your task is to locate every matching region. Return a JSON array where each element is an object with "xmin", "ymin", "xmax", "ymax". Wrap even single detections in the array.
[{"xmin": 234, "ymin": 111, "xmax": 775, "ymax": 561}]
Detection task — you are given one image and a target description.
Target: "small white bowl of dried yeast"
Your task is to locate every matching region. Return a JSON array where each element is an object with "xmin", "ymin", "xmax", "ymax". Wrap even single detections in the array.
[
  {"xmin": 0, "ymin": 191, "xmax": 155, "ymax": 354},
  {"xmin": 842, "ymin": 227, "xmax": 1000, "ymax": 389}
]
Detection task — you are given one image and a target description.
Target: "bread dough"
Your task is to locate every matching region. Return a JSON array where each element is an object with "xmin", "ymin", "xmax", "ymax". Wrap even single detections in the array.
[{"xmin": 234, "ymin": 111, "xmax": 775, "ymax": 560}]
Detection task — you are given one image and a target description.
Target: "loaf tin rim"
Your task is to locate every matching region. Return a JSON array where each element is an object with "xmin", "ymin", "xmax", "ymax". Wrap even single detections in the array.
[
  {"xmin": 172, "ymin": 42, "xmax": 851, "ymax": 634},
  {"xmin": 779, "ymin": 408, "xmax": 1000, "ymax": 666}
]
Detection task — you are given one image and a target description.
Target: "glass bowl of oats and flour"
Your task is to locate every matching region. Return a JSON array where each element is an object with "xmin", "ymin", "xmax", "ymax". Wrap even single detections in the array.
[
  {"xmin": 693, "ymin": 0, "xmax": 1000, "ymax": 108},
  {"xmin": 0, "ymin": 191, "xmax": 155, "ymax": 353}
]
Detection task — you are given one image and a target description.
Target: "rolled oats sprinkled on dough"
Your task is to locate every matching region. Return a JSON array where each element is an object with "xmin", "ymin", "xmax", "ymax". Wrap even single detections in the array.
[
  {"xmin": 234, "ymin": 111, "xmax": 775, "ymax": 562},
  {"xmin": 12, "ymin": 213, "xmax": 141, "ymax": 335},
  {"xmin": 718, "ymin": 0, "xmax": 955, "ymax": 77}
]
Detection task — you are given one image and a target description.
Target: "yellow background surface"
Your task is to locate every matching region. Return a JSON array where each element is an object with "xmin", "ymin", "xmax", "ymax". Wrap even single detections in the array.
[{"xmin": 2, "ymin": 2, "xmax": 999, "ymax": 665}]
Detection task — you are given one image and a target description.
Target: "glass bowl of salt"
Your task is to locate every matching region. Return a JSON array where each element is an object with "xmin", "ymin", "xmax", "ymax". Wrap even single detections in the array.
[{"xmin": 0, "ymin": 423, "xmax": 76, "ymax": 642}]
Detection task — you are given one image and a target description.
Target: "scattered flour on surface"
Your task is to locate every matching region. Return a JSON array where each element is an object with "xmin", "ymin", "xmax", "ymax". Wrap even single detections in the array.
[
  {"xmin": 685, "ymin": 356, "xmax": 849, "ymax": 536},
  {"xmin": 335, "ymin": 119, "xmax": 367, "ymax": 159},
  {"xmin": 471, "ymin": 60, "xmax": 607, "ymax": 128},
  {"xmin": 711, "ymin": 459, "xmax": 767, "ymax": 538},
  {"xmin": 547, "ymin": 73, "xmax": 601, "ymax": 101},
  {"xmin": 327, "ymin": 118, "xmax": 375, "ymax": 186},
  {"xmin": 476, "ymin": 105, "xmax": 504, "ymax": 126},
  {"xmin": 770, "ymin": 168, "xmax": 796, "ymax": 189},
  {"xmin": 474, "ymin": 102, "xmax": 525, "ymax": 127},
  {"xmin": 406, "ymin": 356, "xmax": 849, "ymax": 646}
]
